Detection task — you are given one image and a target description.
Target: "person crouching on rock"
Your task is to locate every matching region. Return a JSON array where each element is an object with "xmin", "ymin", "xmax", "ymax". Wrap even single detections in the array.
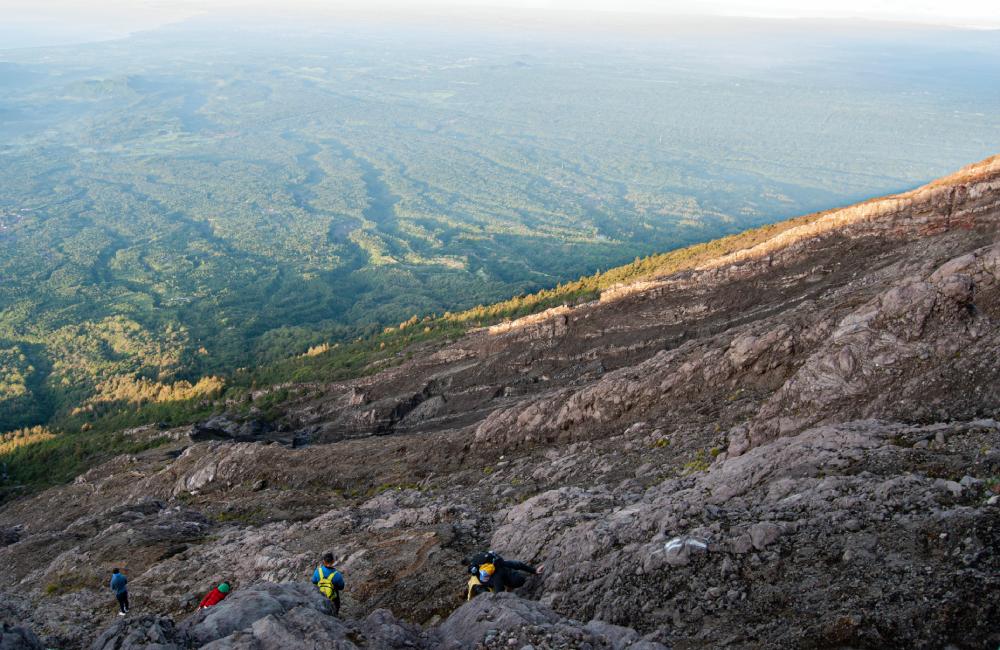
[
  {"xmin": 465, "ymin": 551, "xmax": 544, "ymax": 600},
  {"xmin": 312, "ymin": 552, "xmax": 345, "ymax": 615},
  {"xmin": 199, "ymin": 581, "xmax": 231, "ymax": 609},
  {"xmin": 109, "ymin": 568, "xmax": 129, "ymax": 616}
]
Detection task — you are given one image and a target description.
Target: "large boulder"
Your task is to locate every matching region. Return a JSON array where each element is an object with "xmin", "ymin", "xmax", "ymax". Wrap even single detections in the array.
[
  {"xmin": 0, "ymin": 624, "xmax": 43, "ymax": 650},
  {"xmin": 89, "ymin": 615, "xmax": 182, "ymax": 650},
  {"xmin": 190, "ymin": 417, "xmax": 275, "ymax": 444},
  {"xmin": 179, "ymin": 582, "xmax": 332, "ymax": 646},
  {"xmin": 438, "ymin": 593, "xmax": 665, "ymax": 649}
]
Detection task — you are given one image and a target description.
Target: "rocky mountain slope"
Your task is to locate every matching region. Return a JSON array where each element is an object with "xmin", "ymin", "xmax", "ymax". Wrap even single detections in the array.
[{"xmin": 2, "ymin": 156, "xmax": 999, "ymax": 649}]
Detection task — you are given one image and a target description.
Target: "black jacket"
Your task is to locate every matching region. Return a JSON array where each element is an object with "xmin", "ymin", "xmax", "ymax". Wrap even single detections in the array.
[{"xmin": 466, "ymin": 552, "xmax": 537, "ymax": 593}]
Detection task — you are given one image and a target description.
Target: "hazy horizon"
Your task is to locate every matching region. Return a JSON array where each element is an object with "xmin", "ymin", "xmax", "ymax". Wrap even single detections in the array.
[{"xmin": 2, "ymin": 0, "xmax": 999, "ymax": 50}]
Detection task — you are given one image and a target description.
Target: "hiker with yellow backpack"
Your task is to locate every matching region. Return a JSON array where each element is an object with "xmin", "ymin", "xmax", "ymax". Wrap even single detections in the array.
[
  {"xmin": 465, "ymin": 551, "xmax": 544, "ymax": 600},
  {"xmin": 311, "ymin": 552, "xmax": 345, "ymax": 615}
]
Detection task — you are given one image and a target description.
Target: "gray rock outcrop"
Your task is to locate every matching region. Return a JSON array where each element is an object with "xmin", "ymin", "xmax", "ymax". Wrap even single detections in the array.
[
  {"xmin": 0, "ymin": 624, "xmax": 43, "ymax": 650},
  {"xmin": 2, "ymin": 156, "xmax": 1000, "ymax": 649}
]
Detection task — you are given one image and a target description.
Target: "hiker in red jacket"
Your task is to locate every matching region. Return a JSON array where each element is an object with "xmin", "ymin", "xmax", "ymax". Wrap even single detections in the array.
[{"xmin": 198, "ymin": 582, "xmax": 231, "ymax": 608}]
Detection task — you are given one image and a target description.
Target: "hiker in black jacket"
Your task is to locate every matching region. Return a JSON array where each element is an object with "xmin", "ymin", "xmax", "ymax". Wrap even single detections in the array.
[{"xmin": 465, "ymin": 551, "xmax": 544, "ymax": 599}]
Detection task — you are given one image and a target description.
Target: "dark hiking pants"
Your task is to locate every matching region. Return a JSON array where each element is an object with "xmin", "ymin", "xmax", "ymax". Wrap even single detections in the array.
[
  {"xmin": 331, "ymin": 593, "xmax": 341, "ymax": 616},
  {"xmin": 116, "ymin": 591, "xmax": 129, "ymax": 613}
]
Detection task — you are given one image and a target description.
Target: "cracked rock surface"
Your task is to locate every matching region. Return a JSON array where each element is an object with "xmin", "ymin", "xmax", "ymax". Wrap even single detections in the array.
[{"xmin": 2, "ymin": 158, "xmax": 999, "ymax": 648}]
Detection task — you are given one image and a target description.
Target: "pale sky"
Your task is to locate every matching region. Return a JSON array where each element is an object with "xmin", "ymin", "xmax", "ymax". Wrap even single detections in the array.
[{"xmin": 1, "ymin": 0, "xmax": 998, "ymax": 48}]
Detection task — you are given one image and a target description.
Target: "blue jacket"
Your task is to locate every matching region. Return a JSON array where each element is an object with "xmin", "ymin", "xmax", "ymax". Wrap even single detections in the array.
[
  {"xmin": 110, "ymin": 573, "xmax": 128, "ymax": 595},
  {"xmin": 311, "ymin": 566, "xmax": 344, "ymax": 590}
]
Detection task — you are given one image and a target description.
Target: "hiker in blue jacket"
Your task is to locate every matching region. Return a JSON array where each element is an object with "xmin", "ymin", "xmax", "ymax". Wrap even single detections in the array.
[
  {"xmin": 109, "ymin": 568, "xmax": 129, "ymax": 615},
  {"xmin": 311, "ymin": 553, "xmax": 345, "ymax": 615}
]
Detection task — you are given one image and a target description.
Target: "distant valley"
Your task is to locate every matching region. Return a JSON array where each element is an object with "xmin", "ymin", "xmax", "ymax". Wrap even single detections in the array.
[{"xmin": 1, "ymin": 18, "xmax": 998, "ymax": 437}]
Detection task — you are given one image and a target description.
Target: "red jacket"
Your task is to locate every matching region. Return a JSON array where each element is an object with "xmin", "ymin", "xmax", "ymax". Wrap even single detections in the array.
[{"xmin": 199, "ymin": 587, "xmax": 228, "ymax": 608}]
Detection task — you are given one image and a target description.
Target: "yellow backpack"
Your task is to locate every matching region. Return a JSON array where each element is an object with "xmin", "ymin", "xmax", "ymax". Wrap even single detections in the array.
[{"xmin": 317, "ymin": 566, "xmax": 339, "ymax": 600}]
